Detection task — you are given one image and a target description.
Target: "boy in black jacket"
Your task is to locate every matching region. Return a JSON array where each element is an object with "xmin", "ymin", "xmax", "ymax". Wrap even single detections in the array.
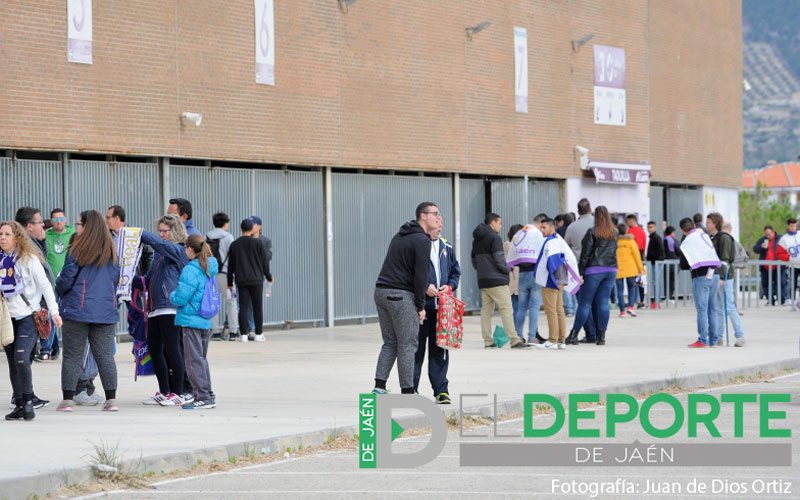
[{"xmin": 227, "ymin": 219, "xmax": 272, "ymax": 342}]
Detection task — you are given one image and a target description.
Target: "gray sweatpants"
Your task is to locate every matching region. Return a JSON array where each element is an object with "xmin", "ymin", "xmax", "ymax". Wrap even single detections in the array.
[
  {"xmin": 183, "ymin": 327, "xmax": 214, "ymax": 401},
  {"xmin": 374, "ymin": 288, "xmax": 419, "ymax": 390},
  {"xmin": 61, "ymin": 320, "xmax": 117, "ymax": 398}
]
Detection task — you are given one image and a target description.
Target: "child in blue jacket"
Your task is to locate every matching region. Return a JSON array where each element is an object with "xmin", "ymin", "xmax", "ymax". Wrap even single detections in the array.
[{"xmin": 169, "ymin": 234, "xmax": 219, "ymax": 409}]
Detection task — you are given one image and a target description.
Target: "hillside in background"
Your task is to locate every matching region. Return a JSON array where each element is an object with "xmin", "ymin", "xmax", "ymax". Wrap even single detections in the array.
[{"xmin": 743, "ymin": 0, "xmax": 800, "ymax": 170}]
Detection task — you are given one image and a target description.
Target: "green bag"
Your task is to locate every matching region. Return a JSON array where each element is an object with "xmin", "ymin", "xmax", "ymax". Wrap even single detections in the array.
[{"xmin": 493, "ymin": 325, "xmax": 510, "ymax": 348}]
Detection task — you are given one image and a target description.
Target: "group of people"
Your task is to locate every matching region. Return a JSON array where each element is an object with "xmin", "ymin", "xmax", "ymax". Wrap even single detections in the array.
[
  {"xmin": 371, "ymin": 199, "xmax": 770, "ymax": 400},
  {"xmin": 1, "ymin": 198, "xmax": 273, "ymax": 420}
]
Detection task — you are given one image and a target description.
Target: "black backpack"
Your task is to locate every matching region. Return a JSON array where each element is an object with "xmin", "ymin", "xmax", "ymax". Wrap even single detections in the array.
[{"xmin": 206, "ymin": 237, "xmax": 228, "ymax": 267}]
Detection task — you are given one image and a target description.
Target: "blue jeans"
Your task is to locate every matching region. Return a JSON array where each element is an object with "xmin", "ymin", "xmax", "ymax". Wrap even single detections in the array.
[
  {"xmin": 616, "ymin": 277, "xmax": 637, "ymax": 309},
  {"xmin": 511, "ymin": 294, "xmax": 518, "ymax": 318},
  {"xmin": 573, "ymin": 272, "xmax": 616, "ymax": 333},
  {"xmin": 692, "ymin": 275, "xmax": 720, "ymax": 345},
  {"xmin": 563, "ymin": 288, "xmax": 577, "ymax": 315},
  {"xmin": 717, "ymin": 278, "xmax": 743, "ymax": 340},
  {"xmin": 514, "ymin": 272, "xmax": 542, "ymax": 339}
]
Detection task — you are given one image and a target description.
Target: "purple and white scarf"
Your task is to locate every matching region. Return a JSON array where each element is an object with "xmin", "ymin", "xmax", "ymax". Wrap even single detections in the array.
[
  {"xmin": 0, "ymin": 252, "xmax": 24, "ymax": 297},
  {"xmin": 116, "ymin": 227, "xmax": 143, "ymax": 302}
]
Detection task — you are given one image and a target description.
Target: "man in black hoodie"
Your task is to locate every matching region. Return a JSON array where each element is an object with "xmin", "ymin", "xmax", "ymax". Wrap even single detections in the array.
[
  {"xmin": 472, "ymin": 213, "xmax": 529, "ymax": 349},
  {"xmin": 372, "ymin": 202, "xmax": 439, "ymax": 395},
  {"xmin": 227, "ymin": 219, "xmax": 273, "ymax": 342}
]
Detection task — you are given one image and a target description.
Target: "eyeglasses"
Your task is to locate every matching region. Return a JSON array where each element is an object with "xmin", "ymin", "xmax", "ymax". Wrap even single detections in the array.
[
  {"xmin": 30, "ymin": 220, "xmax": 44, "ymax": 226},
  {"xmin": 52, "ymin": 217, "xmax": 65, "ymax": 222},
  {"xmin": 158, "ymin": 229, "xmax": 171, "ymax": 234},
  {"xmin": 423, "ymin": 211, "xmax": 442, "ymax": 218}
]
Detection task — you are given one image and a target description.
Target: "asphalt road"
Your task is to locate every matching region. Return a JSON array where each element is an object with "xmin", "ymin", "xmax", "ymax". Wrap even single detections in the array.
[{"xmin": 78, "ymin": 372, "xmax": 800, "ymax": 500}]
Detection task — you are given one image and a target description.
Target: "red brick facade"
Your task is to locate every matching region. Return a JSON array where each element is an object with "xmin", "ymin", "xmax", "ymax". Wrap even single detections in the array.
[{"xmin": 0, "ymin": 0, "xmax": 742, "ymax": 187}]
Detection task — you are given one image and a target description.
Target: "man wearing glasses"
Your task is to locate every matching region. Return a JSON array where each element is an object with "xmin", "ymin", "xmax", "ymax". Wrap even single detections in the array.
[
  {"xmin": 35, "ymin": 209, "xmax": 75, "ymax": 361},
  {"xmin": 372, "ymin": 202, "xmax": 439, "ymax": 395}
]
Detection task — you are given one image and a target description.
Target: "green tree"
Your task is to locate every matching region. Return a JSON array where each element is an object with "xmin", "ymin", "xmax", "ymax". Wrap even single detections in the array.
[{"xmin": 739, "ymin": 181, "xmax": 798, "ymax": 254}]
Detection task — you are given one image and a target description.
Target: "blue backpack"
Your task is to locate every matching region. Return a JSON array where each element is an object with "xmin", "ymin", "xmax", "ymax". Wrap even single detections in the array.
[{"xmin": 198, "ymin": 274, "xmax": 220, "ymax": 319}]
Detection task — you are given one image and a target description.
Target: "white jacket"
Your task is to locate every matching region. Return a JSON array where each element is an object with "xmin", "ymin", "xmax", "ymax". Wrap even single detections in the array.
[{"xmin": 5, "ymin": 254, "xmax": 59, "ymax": 320}]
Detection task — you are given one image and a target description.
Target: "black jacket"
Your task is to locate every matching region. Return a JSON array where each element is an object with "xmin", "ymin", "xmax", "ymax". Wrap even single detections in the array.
[
  {"xmin": 646, "ymin": 232, "xmax": 665, "ymax": 263},
  {"xmin": 375, "ymin": 220, "xmax": 431, "ymax": 312},
  {"xmin": 471, "ymin": 223, "xmax": 511, "ymax": 289},
  {"xmin": 578, "ymin": 228, "xmax": 618, "ymax": 275},
  {"xmin": 227, "ymin": 235, "xmax": 272, "ymax": 287},
  {"xmin": 711, "ymin": 231, "xmax": 735, "ymax": 276}
]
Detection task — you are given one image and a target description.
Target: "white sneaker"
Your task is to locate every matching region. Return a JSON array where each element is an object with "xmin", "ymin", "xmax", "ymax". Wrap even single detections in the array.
[
  {"xmin": 239, "ymin": 334, "xmax": 249, "ymax": 343},
  {"xmin": 557, "ymin": 342, "xmax": 567, "ymax": 350},
  {"xmin": 142, "ymin": 392, "xmax": 167, "ymax": 405},
  {"xmin": 734, "ymin": 338, "xmax": 746, "ymax": 347},
  {"xmin": 254, "ymin": 334, "xmax": 266, "ymax": 342},
  {"xmin": 159, "ymin": 393, "xmax": 183, "ymax": 406},
  {"xmin": 181, "ymin": 393, "xmax": 195, "ymax": 404},
  {"xmin": 537, "ymin": 341, "xmax": 557, "ymax": 349},
  {"xmin": 74, "ymin": 391, "xmax": 102, "ymax": 406}
]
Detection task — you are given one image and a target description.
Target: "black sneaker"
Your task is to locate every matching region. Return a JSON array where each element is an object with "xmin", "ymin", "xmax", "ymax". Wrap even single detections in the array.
[
  {"xmin": 510, "ymin": 342, "xmax": 532, "ymax": 349},
  {"xmin": 31, "ymin": 397, "xmax": 50, "ymax": 409},
  {"xmin": 435, "ymin": 393, "xmax": 451, "ymax": 404},
  {"xmin": 228, "ymin": 334, "xmax": 239, "ymax": 342},
  {"xmin": 484, "ymin": 343, "xmax": 498, "ymax": 348},
  {"xmin": 5, "ymin": 406, "xmax": 24, "ymax": 421},
  {"xmin": 535, "ymin": 333, "xmax": 547, "ymax": 344},
  {"xmin": 211, "ymin": 332, "xmax": 223, "ymax": 341},
  {"xmin": 23, "ymin": 401, "xmax": 35, "ymax": 420}
]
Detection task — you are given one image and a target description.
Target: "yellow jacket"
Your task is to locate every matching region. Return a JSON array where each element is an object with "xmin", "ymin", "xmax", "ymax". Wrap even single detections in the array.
[{"xmin": 617, "ymin": 234, "xmax": 645, "ymax": 279}]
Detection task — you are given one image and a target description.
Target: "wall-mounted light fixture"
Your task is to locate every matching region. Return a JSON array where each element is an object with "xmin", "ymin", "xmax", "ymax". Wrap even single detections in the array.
[
  {"xmin": 466, "ymin": 21, "xmax": 492, "ymax": 40},
  {"xmin": 338, "ymin": 0, "xmax": 357, "ymax": 13},
  {"xmin": 180, "ymin": 112, "xmax": 203, "ymax": 126},
  {"xmin": 571, "ymin": 33, "xmax": 594, "ymax": 52}
]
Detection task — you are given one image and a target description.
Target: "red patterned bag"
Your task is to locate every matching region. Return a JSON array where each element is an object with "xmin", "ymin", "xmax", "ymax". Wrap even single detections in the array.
[{"xmin": 435, "ymin": 286, "xmax": 465, "ymax": 350}]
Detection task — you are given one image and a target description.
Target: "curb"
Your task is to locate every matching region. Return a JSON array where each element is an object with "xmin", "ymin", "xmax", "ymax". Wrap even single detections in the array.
[{"xmin": 2, "ymin": 357, "xmax": 798, "ymax": 500}]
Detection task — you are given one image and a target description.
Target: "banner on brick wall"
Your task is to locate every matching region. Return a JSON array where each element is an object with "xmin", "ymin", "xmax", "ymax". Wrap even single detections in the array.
[
  {"xmin": 593, "ymin": 45, "xmax": 625, "ymax": 126},
  {"xmin": 514, "ymin": 27, "xmax": 528, "ymax": 113},
  {"xmin": 255, "ymin": 0, "xmax": 275, "ymax": 85},
  {"xmin": 67, "ymin": 0, "xmax": 92, "ymax": 64}
]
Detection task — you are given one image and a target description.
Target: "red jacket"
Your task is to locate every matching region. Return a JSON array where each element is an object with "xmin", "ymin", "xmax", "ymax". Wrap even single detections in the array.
[{"xmin": 628, "ymin": 225, "xmax": 647, "ymax": 252}]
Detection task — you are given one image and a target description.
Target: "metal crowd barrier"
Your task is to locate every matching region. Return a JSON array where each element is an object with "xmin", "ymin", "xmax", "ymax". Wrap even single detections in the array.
[{"xmin": 645, "ymin": 259, "xmax": 798, "ymax": 312}]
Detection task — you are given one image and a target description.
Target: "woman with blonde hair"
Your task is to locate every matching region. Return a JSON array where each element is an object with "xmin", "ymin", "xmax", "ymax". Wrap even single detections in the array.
[
  {"xmin": 137, "ymin": 214, "xmax": 191, "ymax": 407},
  {"xmin": 0, "ymin": 221, "xmax": 61, "ymax": 420},
  {"xmin": 170, "ymin": 234, "xmax": 218, "ymax": 409},
  {"xmin": 55, "ymin": 210, "xmax": 121, "ymax": 412}
]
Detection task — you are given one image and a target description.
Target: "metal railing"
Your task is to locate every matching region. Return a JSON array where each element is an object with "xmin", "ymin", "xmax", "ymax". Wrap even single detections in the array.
[{"xmin": 645, "ymin": 259, "xmax": 798, "ymax": 311}]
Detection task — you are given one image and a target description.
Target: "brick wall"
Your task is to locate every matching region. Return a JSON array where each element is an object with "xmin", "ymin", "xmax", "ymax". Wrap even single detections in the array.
[{"xmin": 0, "ymin": 0, "xmax": 742, "ymax": 187}]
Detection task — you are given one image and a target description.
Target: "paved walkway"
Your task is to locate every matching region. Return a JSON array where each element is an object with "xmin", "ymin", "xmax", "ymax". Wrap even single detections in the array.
[{"xmin": 1, "ymin": 305, "xmax": 798, "ymax": 499}]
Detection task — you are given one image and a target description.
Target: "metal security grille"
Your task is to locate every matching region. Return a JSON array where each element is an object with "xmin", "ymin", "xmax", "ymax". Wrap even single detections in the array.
[
  {"xmin": 666, "ymin": 187, "xmax": 700, "ymax": 230},
  {"xmin": 1, "ymin": 158, "xmax": 64, "ymax": 220},
  {"xmin": 649, "ymin": 185, "xmax": 664, "ymax": 233},
  {"xmin": 529, "ymin": 179, "xmax": 561, "ymax": 219},
  {"xmin": 490, "ymin": 178, "xmax": 527, "ymax": 228},
  {"xmin": 66, "ymin": 160, "xmax": 160, "ymax": 228},
  {"xmin": 331, "ymin": 172, "xmax": 454, "ymax": 321},
  {"xmin": 170, "ymin": 165, "xmax": 326, "ymax": 326},
  {"xmin": 458, "ymin": 178, "xmax": 486, "ymax": 311}
]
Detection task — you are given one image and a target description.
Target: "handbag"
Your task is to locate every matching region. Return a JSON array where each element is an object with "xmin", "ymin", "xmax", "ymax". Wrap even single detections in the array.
[
  {"xmin": 0, "ymin": 296, "xmax": 14, "ymax": 347},
  {"xmin": 435, "ymin": 286, "xmax": 465, "ymax": 350},
  {"xmin": 20, "ymin": 294, "xmax": 51, "ymax": 340}
]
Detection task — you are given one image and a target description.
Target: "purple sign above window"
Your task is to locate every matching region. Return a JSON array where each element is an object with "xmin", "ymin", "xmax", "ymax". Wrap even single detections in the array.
[
  {"xmin": 594, "ymin": 45, "xmax": 625, "ymax": 89},
  {"xmin": 589, "ymin": 161, "xmax": 650, "ymax": 184}
]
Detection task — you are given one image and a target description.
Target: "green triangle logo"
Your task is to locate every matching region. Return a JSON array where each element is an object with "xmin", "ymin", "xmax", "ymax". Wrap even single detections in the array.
[{"xmin": 391, "ymin": 419, "xmax": 404, "ymax": 441}]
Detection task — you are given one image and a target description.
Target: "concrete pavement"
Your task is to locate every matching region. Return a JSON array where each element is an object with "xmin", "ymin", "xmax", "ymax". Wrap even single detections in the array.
[{"xmin": 1, "ymin": 305, "xmax": 798, "ymax": 499}]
